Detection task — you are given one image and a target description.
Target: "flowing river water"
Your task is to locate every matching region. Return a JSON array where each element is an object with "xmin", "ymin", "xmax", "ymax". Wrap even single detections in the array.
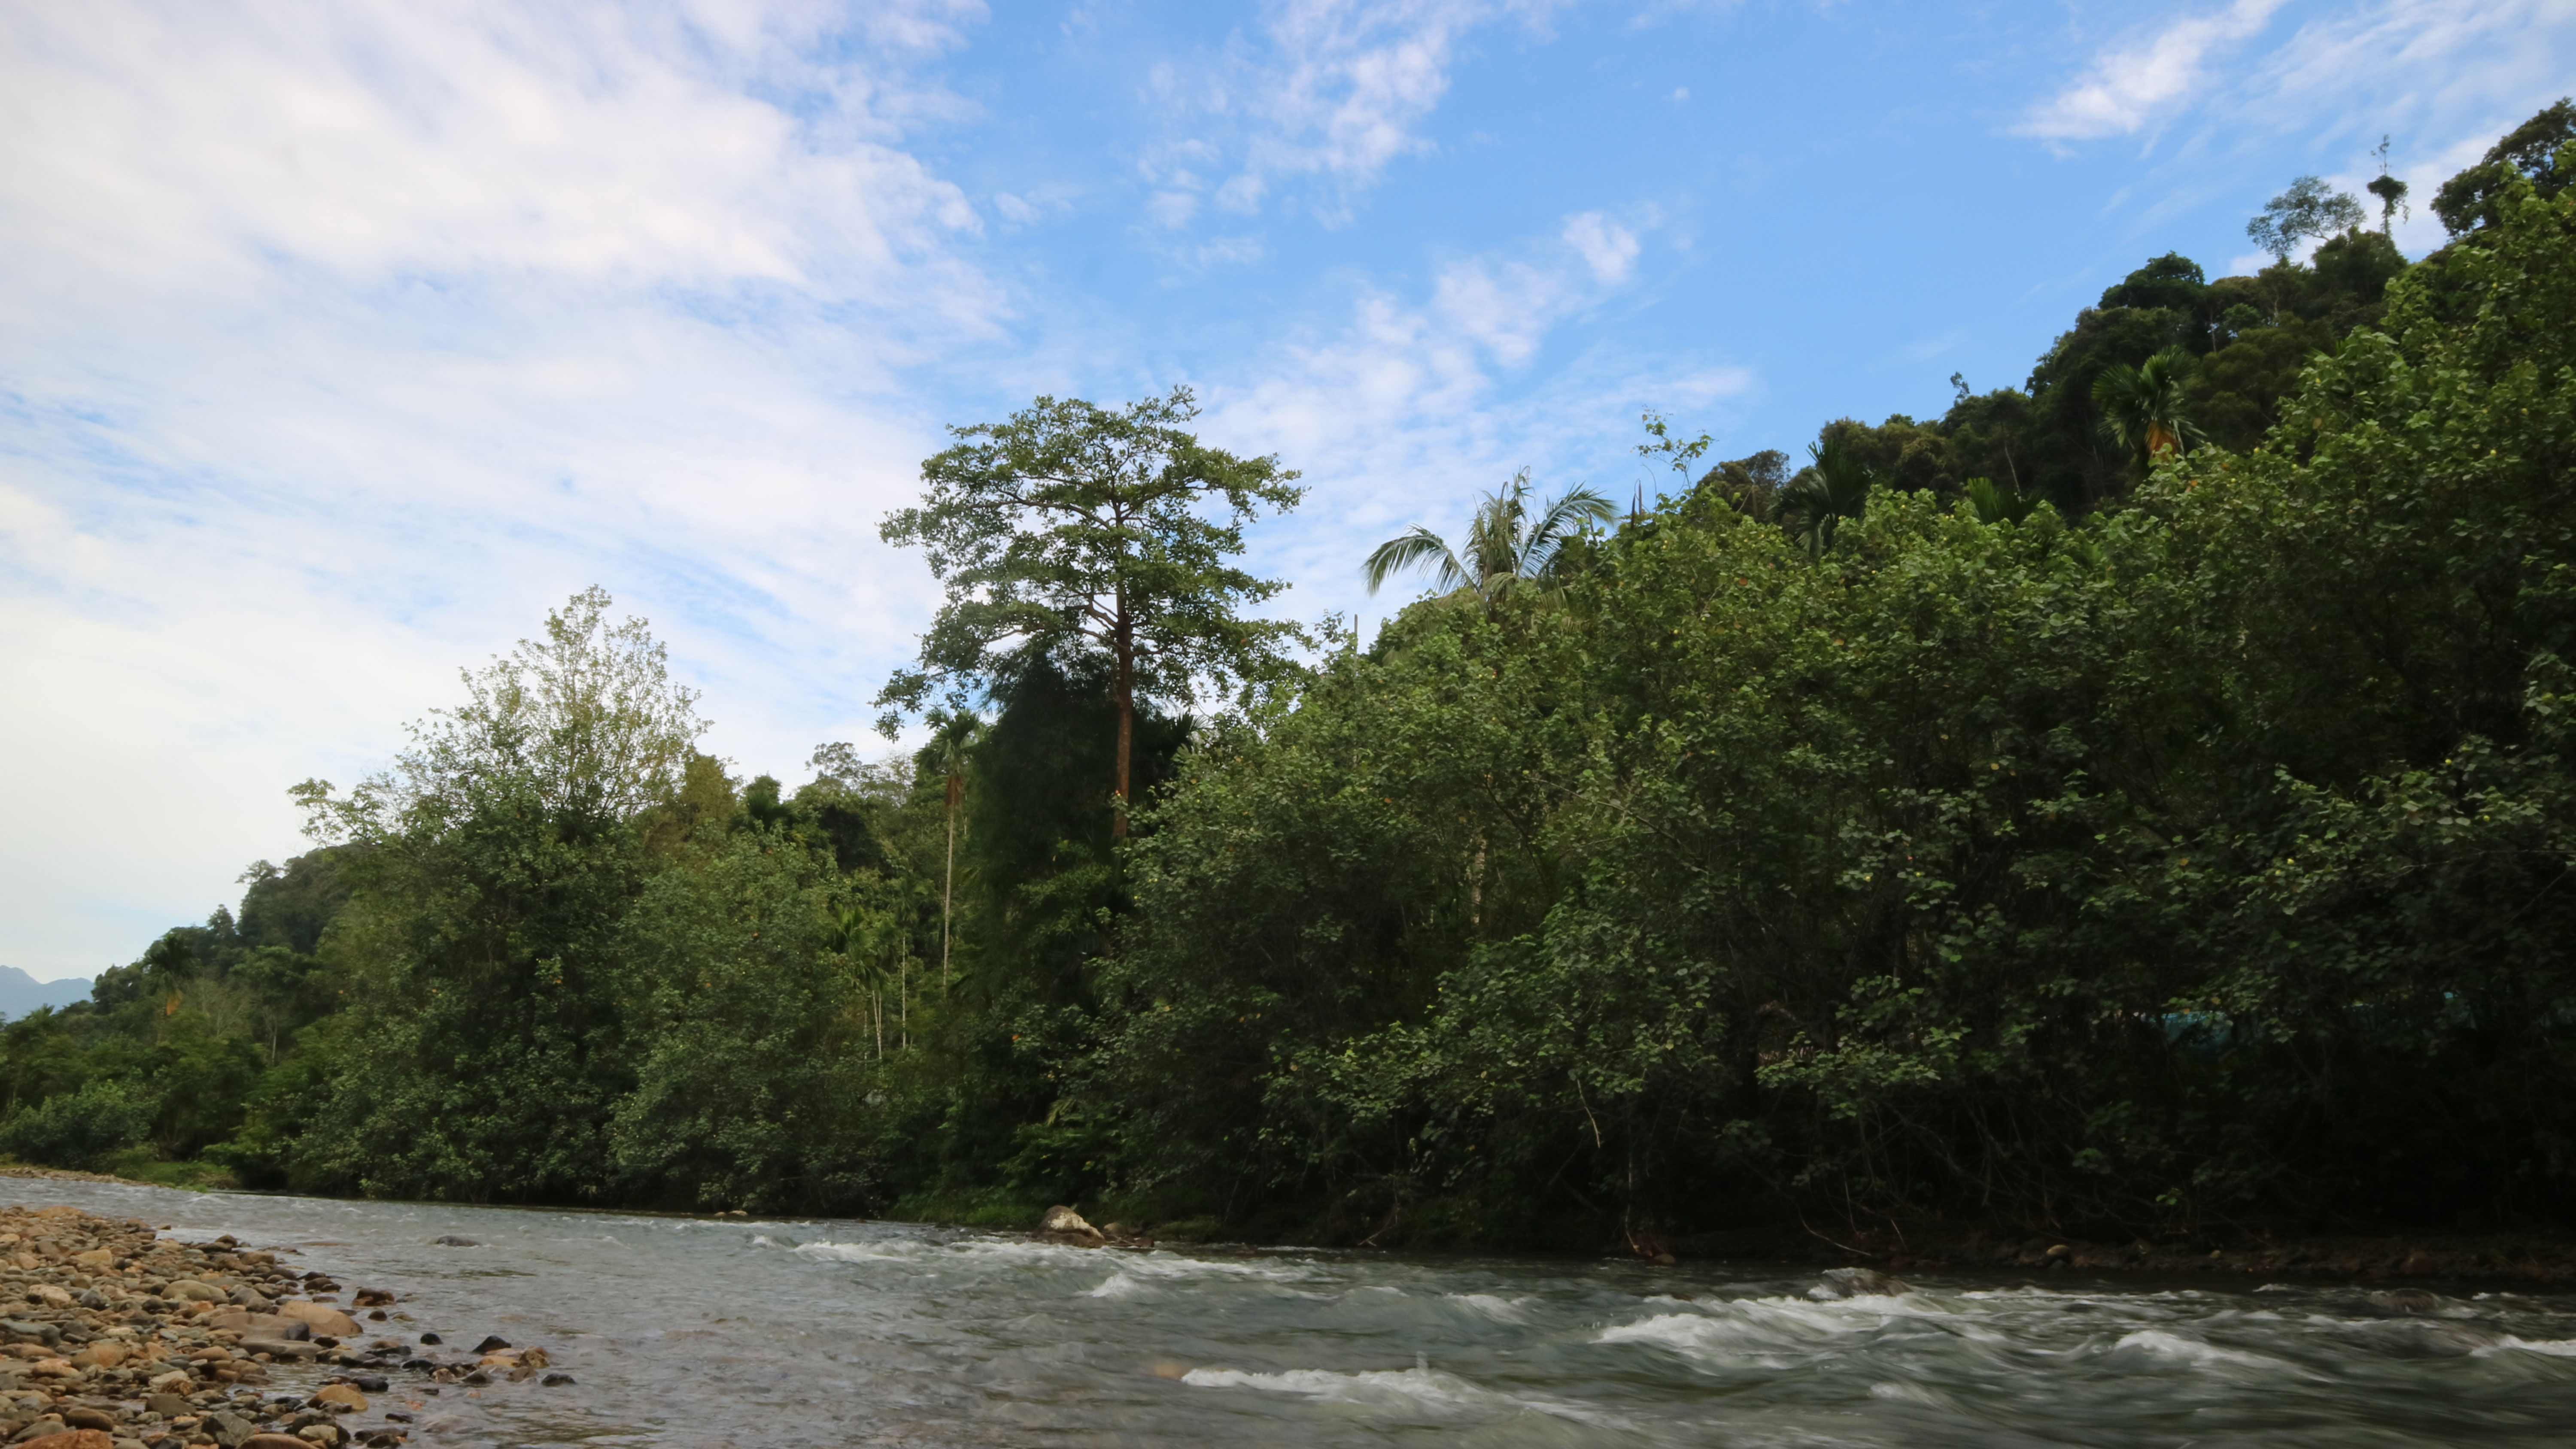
[{"xmin": 10, "ymin": 1178, "xmax": 2576, "ymax": 1448}]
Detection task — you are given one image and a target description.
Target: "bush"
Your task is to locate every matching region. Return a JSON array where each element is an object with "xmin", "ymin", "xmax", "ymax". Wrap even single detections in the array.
[{"xmin": 0, "ymin": 1079, "xmax": 159, "ymax": 1171}]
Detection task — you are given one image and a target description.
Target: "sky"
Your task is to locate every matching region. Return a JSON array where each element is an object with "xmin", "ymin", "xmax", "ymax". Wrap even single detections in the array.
[{"xmin": 4, "ymin": 0, "xmax": 2573, "ymax": 981}]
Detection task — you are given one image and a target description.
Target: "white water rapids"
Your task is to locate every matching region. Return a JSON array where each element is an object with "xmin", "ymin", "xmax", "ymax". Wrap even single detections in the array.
[{"xmin": 11, "ymin": 1179, "xmax": 2576, "ymax": 1447}]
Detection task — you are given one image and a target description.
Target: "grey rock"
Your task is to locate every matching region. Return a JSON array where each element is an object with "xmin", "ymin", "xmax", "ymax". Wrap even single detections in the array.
[
  {"xmin": 428, "ymin": 1237, "xmax": 477, "ymax": 1248},
  {"xmin": 1813, "ymin": 1267, "xmax": 1912, "ymax": 1299},
  {"xmin": 206, "ymin": 1410, "xmax": 259, "ymax": 1449},
  {"xmin": 0, "ymin": 1321, "xmax": 58, "ymax": 1346},
  {"xmin": 251, "ymin": 1318, "xmax": 312, "ymax": 1342},
  {"xmin": 2364, "ymin": 1288, "xmax": 2442, "ymax": 1317},
  {"xmin": 1039, "ymin": 1206, "xmax": 1104, "ymax": 1240}
]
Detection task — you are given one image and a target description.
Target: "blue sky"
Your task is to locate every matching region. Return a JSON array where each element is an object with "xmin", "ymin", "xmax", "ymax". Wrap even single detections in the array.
[{"xmin": 4, "ymin": 0, "xmax": 2572, "ymax": 979}]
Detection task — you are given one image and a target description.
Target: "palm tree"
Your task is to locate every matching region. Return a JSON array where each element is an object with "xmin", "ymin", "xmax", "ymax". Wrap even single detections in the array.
[
  {"xmin": 1963, "ymin": 476, "xmax": 2042, "ymax": 525},
  {"xmin": 2091, "ymin": 347, "xmax": 2205, "ymax": 464},
  {"xmin": 1363, "ymin": 470, "xmax": 1615, "ymax": 605},
  {"xmin": 1777, "ymin": 437, "xmax": 1875, "ymax": 557}
]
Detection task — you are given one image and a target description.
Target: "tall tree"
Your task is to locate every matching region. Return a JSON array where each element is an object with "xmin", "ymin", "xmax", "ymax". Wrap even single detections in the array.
[
  {"xmin": 2247, "ymin": 175, "xmax": 2368, "ymax": 263},
  {"xmin": 923, "ymin": 708, "xmax": 981, "ymax": 992},
  {"xmin": 1362, "ymin": 470, "xmax": 1615, "ymax": 605},
  {"xmin": 289, "ymin": 588, "xmax": 708, "ymax": 1200},
  {"xmin": 877, "ymin": 388, "xmax": 1304, "ymax": 839},
  {"xmin": 2431, "ymin": 98, "xmax": 2573, "ymax": 234},
  {"xmin": 2367, "ymin": 136, "xmax": 2410, "ymax": 235}
]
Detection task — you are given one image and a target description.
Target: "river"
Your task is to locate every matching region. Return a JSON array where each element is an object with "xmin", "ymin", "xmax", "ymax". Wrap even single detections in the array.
[{"xmin": 8, "ymin": 1178, "xmax": 2576, "ymax": 1447}]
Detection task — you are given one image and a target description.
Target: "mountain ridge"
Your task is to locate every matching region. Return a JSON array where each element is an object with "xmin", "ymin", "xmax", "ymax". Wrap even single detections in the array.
[{"xmin": 0, "ymin": 966, "xmax": 94, "ymax": 1020}]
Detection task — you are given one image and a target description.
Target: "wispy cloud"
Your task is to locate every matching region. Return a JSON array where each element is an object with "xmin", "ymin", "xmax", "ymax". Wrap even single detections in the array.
[
  {"xmin": 1562, "ymin": 212, "xmax": 1641, "ymax": 284},
  {"xmin": 2039, "ymin": 0, "xmax": 2576, "ymax": 253},
  {"xmin": 1149, "ymin": 0, "xmax": 1564, "ymax": 227},
  {"xmin": 2017, "ymin": 0, "xmax": 2288, "ymax": 142},
  {"xmin": 0, "ymin": 0, "xmax": 998, "ymax": 976},
  {"xmin": 1199, "ymin": 208, "xmax": 1746, "ymax": 624}
]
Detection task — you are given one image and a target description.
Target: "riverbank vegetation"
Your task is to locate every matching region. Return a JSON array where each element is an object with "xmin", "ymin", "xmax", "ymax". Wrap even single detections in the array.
[{"xmin": 8, "ymin": 113, "xmax": 2574, "ymax": 1249}]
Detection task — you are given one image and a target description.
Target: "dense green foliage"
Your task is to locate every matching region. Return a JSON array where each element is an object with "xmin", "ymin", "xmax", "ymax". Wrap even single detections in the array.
[{"xmin": 10, "ymin": 120, "xmax": 2573, "ymax": 1246}]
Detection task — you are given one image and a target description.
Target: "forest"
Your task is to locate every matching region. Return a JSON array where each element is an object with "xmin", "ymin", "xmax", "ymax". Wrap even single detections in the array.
[{"xmin": 5, "ymin": 106, "xmax": 2572, "ymax": 1249}]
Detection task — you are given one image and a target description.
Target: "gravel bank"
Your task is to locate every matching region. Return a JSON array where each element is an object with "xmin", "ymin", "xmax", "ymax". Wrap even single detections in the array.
[{"xmin": 0, "ymin": 1203, "xmax": 563, "ymax": 1449}]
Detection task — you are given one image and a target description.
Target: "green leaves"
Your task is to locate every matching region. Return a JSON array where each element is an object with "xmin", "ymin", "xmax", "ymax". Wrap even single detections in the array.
[
  {"xmin": 1362, "ymin": 469, "xmax": 1617, "ymax": 603},
  {"xmin": 1073, "ymin": 157, "xmax": 2576, "ymax": 1239},
  {"xmin": 2090, "ymin": 346, "xmax": 2207, "ymax": 463},
  {"xmin": 875, "ymin": 386, "xmax": 1306, "ymax": 734}
]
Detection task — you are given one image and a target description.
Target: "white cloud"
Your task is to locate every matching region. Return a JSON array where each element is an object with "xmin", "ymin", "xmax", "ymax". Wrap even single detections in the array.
[
  {"xmin": 1197, "ymin": 208, "xmax": 1738, "ymax": 631},
  {"xmin": 1198, "ymin": 234, "xmax": 1274, "ymax": 267},
  {"xmin": 1563, "ymin": 212, "xmax": 1641, "ymax": 284},
  {"xmin": 2057, "ymin": 0, "xmax": 2576, "ymax": 262},
  {"xmin": 1148, "ymin": 0, "xmax": 1566, "ymax": 228},
  {"xmin": 0, "ymin": 0, "xmax": 998, "ymax": 976},
  {"xmin": 2018, "ymin": 0, "xmax": 2288, "ymax": 142}
]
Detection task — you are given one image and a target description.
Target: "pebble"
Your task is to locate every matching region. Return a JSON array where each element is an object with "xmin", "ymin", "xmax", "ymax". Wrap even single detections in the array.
[{"xmin": 0, "ymin": 1202, "xmax": 567, "ymax": 1449}]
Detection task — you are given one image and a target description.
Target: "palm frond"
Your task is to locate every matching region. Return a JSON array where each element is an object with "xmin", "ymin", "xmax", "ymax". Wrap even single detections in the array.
[
  {"xmin": 2093, "ymin": 346, "xmax": 2204, "ymax": 461},
  {"xmin": 1523, "ymin": 485, "xmax": 1617, "ymax": 582},
  {"xmin": 1963, "ymin": 476, "xmax": 2041, "ymax": 525},
  {"xmin": 1774, "ymin": 439, "xmax": 1877, "ymax": 559},
  {"xmin": 1363, "ymin": 527, "xmax": 1472, "ymax": 595},
  {"xmin": 1465, "ymin": 470, "xmax": 1535, "ymax": 589}
]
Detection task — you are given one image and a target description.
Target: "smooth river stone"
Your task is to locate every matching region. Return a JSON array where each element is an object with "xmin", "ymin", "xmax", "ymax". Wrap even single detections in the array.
[
  {"xmin": 311, "ymin": 1384, "xmax": 367, "ymax": 1412},
  {"xmin": 277, "ymin": 1303, "xmax": 359, "ymax": 1337}
]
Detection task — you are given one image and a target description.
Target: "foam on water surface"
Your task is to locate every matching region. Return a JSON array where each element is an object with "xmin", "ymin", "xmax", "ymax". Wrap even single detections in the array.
[
  {"xmin": 9, "ymin": 1177, "xmax": 2576, "ymax": 1446},
  {"xmin": 1181, "ymin": 1364, "xmax": 1630, "ymax": 1428}
]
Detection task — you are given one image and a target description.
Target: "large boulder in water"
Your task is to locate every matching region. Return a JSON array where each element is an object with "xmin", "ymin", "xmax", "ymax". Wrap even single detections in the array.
[
  {"xmin": 1812, "ymin": 1267, "xmax": 1911, "ymax": 1299},
  {"xmin": 1039, "ymin": 1206, "xmax": 1106, "ymax": 1246},
  {"xmin": 278, "ymin": 1299, "xmax": 360, "ymax": 1336}
]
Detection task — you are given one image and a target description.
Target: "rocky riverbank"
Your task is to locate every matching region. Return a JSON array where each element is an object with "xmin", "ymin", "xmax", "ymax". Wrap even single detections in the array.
[{"xmin": 0, "ymin": 1203, "xmax": 564, "ymax": 1449}]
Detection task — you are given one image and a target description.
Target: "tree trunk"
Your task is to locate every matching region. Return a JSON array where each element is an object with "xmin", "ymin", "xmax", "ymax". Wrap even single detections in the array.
[
  {"xmin": 943, "ymin": 770, "xmax": 959, "ymax": 992},
  {"xmin": 1113, "ymin": 644, "xmax": 1135, "ymax": 841}
]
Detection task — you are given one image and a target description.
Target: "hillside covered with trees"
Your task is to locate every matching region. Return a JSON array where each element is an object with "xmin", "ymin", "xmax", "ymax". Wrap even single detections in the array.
[{"xmin": 7, "ymin": 110, "xmax": 2573, "ymax": 1249}]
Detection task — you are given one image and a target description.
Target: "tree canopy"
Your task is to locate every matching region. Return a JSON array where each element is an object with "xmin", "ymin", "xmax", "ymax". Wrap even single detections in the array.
[
  {"xmin": 876, "ymin": 387, "xmax": 1305, "ymax": 836},
  {"xmin": 18, "ymin": 120, "xmax": 2576, "ymax": 1255}
]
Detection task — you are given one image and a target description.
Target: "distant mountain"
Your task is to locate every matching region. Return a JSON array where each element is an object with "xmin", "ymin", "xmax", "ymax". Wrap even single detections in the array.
[{"xmin": 0, "ymin": 967, "xmax": 93, "ymax": 1020}]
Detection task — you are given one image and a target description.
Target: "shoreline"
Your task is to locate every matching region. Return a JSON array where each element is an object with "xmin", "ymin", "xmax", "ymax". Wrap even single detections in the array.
[
  {"xmin": 1632, "ymin": 1222, "xmax": 2576, "ymax": 1291},
  {"xmin": 0, "ymin": 1198, "xmax": 564, "ymax": 1449},
  {"xmin": 21, "ymin": 1163, "xmax": 2576, "ymax": 1294}
]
